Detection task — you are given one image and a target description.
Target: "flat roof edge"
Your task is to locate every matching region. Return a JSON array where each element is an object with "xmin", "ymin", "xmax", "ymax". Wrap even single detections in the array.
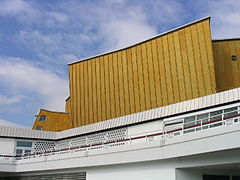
[
  {"xmin": 1, "ymin": 87, "xmax": 240, "ymax": 140},
  {"xmin": 68, "ymin": 16, "xmax": 210, "ymax": 66},
  {"xmin": 39, "ymin": 109, "xmax": 69, "ymax": 114},
  {"xmin": 212, "ymin": 38, "xmax": 240, "ymax": 42}
]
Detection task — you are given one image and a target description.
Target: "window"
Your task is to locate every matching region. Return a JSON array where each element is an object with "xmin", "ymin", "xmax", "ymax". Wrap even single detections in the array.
[
  {"xmin": 36, "ymin": 126, "xmax": 43, "ymax": 130},
  {"xmin": 16, "ymin": 149, "xmax": 23, "ymax": 156},
  {"xmin": 231, "ymin": 55, "xmax": 237, "ymax": 61},
  {"xmin": 24, "ymin": 150, "xmax": 31, "ymax": 155},
  {"xmin": 197, "ymin": 113, "xmax": 209, "ymax": 123},
  {"xmin": 16, "ymin": 141, "xmax": 32, "ymax": 147},
  {"xmin": 39, "ymin": 115, "xmax": 46, "ymax": 122},
  {"xmin": 210, "ymin": 110, "xmax": 223, "ymax": 122},
  {"xmin": 224, "ymin": 107, "xmax": 238, "ymax": 119},
  {"xmin": 184, "ymin": 116, "xmax": 196, "ymax": 128}
]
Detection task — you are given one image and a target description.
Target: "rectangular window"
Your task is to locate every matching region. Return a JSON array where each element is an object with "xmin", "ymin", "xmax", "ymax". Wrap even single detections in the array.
[
  {"xmin": 24, "ymin": 150, "xmax": 31, "ymax": 155},
  {"xmin": 39, "ymin": 115, "xmax": 46, "ymax": 122},
  {"xmin": 210, "ymin": 110, "xmax": 223, "ymax": 122},
  {"xmin": 224, "ymin": 107, "xmax": 238, "ymax": 119},
  {"xmin": 36, "ymin": 126, "xmax": 43, "ymax": 130},
  {"xmin": 16, "ymin": 141, "xmax": 32, "ymax": 148},
  {"xmin": 16, "ymin": 149, "xmax": 23, "ymax": 156},
  {"xmin": 197, "ymin": 113, "xmax": 209, "ymax": 124},
  {"xmin": 184, "ymin": 116, "xmax": 196, "ymax": 128}
]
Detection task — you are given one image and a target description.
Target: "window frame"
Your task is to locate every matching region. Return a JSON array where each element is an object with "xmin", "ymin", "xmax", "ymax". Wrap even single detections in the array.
[
  {"xmin": 39, "ymin": 115, "xmax": 47, "ymax": 122},
  {"xmin": 36, "ymin": 126, "xmax": 43, "ymax": 131}
]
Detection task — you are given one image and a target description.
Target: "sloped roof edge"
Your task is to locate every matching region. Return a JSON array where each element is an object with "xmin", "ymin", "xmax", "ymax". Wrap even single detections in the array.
[{"xmin": 68, "ymin": 16, "xmax": 210, "ymax": 66}]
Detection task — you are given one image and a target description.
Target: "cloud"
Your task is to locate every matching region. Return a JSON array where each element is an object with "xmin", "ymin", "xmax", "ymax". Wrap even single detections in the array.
[
  {"xmin": 192, "ymin": 0, "xmax": 240, "ymax": 39},
  {"xmin": 100, "ymin": 19, "xmax": 156, "ymax": 51},
  {"xmin": 0, "ymin": 57, "xmax": 69, "ymax": 111},
  {"xmin": 0, "ymin": 0, "xmax": 40, "ymax": 23},
  {"xmin": 13, "ymin": 1, "xmax": 162, "ymax": 61},
  {"xmin": 0, "ymin": 0, "xmax": 188, "ymax": 65},
  {"xmin": 0, "ymin": 95, "xmax": 22, "ymax": 105},
  {"xmin": 0, "ymin": 119, "xmax": 27, "ymax": 128},
  {"xmin": 0, "ymin": 0, "xmax": 33, "ymax": 16}
]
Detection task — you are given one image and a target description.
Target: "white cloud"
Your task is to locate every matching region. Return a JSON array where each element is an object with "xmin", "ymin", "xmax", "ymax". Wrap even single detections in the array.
[
  {"xmin": 0, "ymin": 57, "xmax": 68, "ymax": 111},
  {"xmin": 60, "ymin": 54, "xmax": 78, "ymax": 63},
  {"xmin": 0, "ymin": 0, "xmax": 187, "ymax": 64},
  {"xmin": 0, "ymin": 95, "xmax": 22, "ymax": 105},
  {"xmin": 101, "ymin": 19, "xmax": 156, "ymax": 51},
  {"xmin": 195, "ymin": 0, "xmax": 240, "ymax": 39},
  {"xmin": 0, "ymin": 119, "xmax": 27, "ymax": 128},
  {"xmin": 0, "ymin": 0, "xmax": 32, "ymax": 15},
  {"xmin": 0, "ymin": 0, "xmax": 69, "ymax": 26},
  {"xmin": 0, "ymin": 0, "xmax": 40, "ymax": 23},
  {"xmin": 46, "ymin": 11, "xmax": 68, "ymax": 23}
]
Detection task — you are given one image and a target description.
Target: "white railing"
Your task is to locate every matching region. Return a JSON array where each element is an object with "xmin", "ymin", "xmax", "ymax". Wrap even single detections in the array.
[{"xmin": 164, "ymin": 107, "xmax": 240, "ymax": 137}]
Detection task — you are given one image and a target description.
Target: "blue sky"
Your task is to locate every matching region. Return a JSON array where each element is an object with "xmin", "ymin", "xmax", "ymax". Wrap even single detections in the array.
[{"xmin": 0, "ymin": 0, "xmax": 240, "ymax": 128}]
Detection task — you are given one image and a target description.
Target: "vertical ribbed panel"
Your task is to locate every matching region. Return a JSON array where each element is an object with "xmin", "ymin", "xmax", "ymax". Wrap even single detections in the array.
[
  {"xmin": 68, "ymin": 18, "xmax": 216, "ymax": 128},
  {"xmin": 9, "ymin": 172, "xmax": 86, "ymax": 180},
  {"xmin": 213, "ymin": 40, "xmax": 240, "ymax": 92}
]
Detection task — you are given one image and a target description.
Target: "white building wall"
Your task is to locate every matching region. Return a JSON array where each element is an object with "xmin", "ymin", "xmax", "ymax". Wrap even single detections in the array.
[
  {"xmin": 83, "ymin": 161, "xmax": 175, "ymax": 180},
  {"xmin": 128, "ymin": 120, "xmax": 163, "ymax": 137},
  {"xmin": 0, "ymin": 138, "xmax": 15, "ymax": 155}
]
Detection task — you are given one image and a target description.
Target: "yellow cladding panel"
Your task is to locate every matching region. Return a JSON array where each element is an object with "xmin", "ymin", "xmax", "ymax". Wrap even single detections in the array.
[
  {"xmin": 65, "ymin": 97, "xmax": 71, "ymax": 113},
  {"xmin": 213, "ymin": 40, "xmax": 240, "ymax": 92},
  {"xmin": 32, "ymin": 109, "xmax": 71, "ymax": 132},
  {"xmin": 69, "ymin": 18, "xmax": 217, "ymax": 127}
]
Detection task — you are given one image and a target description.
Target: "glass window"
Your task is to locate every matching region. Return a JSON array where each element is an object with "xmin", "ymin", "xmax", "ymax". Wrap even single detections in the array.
[
  {"xmin": 210, "ymin": 122, "xmax": 223, "ymax": 128},
  {"xmin": 16, "ymin": 149, "xmax": 23, "ymax": 156},
  {"xmin": 224, "ymin": 107, "xmax": 238, "ymax": 119},
  {"xmin": 197, "ymin": 113, "xmax": 209, "ymax": 120},
  {"xmin": 36, "ymin": 126, "xmax": 43, "ymax": 130},
  {"xmin": 210, "ymin": 110, "xmax": 223, "ymax": 122},
  {"xmin": 24, "ymin": 150, "xmax": 31, "ymax": 155},
  {"xmin": 224, "ymin": 107, "xmax": 237, "ymax": 113},
  {"xmin": 16, "ymin": 141, "xmax": 32, "ymax": 147},
  {"xmin": 184, "ymin": 116, "xmax": 196, "ymax": 128},
  {"xmin": 197, "ymin": 113, "xmax": 209, "ymax": 124},
  {"xmin": 184, "ymin": 116, "xmax": 195, "ymax": 123},
  {"xmin": 183, "ymin": 129, "xmax": 195, "ymax": 134},
  {"xmin": 39, "ymin": 115, "xmax": 46, "ymax": 122},
  {"xmin": 210, "ymin": 110, "xmax": 223, "ymax": 116}
]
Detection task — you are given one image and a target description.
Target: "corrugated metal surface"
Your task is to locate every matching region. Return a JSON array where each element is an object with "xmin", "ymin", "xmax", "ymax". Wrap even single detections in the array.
[
  {"xmin": 1, "ymin": 88, "xmax": 240, "ymax": 139},
  {"xmin": 0, "ymin": 126, "xmax": 56, "ymax": 140},
  {"xmin": 56, "ymin": 87, "xmax": 240, "ymax": 139},
  {"xmin": 2, "ymin": 172, "xmax": 86, "ymax": 180},
  {"xmin": 212, "ymin": 39, "xmax": 240, "ymax": 92},
  {"xmin": 68, "ymin": 17, "xmax": 216, "ymax": 128},
  {"xmin": 32, "ymin": 109, "xmax": 71, "ymax": 132}
]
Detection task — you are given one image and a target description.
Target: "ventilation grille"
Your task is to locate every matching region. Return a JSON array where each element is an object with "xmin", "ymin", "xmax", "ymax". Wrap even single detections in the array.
[
  {"xmin": 57, "ymin": 128, "xmax": 127, "ymax": 150},
  {"xmin": 56, "ymin": 139, "xmax": 71, "ymax": 150},
  {"xmin": 33, "ymin": 141, "xmax": 56, "ymax": 153},
  {"xmin": 4, "ymin": 172, "xmax": 86, "ymax": 180},
  {"xmin": 106, "ymin": 128, "xmax": 127, "ymax": 142}
]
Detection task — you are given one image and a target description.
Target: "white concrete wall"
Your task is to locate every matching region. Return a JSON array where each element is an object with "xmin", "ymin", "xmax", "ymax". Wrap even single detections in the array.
[
  {"xmin": 0, "ymin": 138, "xmax": 15, "ymax": 155},
  {"xmin": 128, "ymin": 120, "xmax": 163, "ymax": 136},
  {"xmin": 87, "ymin": 165, "xmax": 175, "ymax": 180}
]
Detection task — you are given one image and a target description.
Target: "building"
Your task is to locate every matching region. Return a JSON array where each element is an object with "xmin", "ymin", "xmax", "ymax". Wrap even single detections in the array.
[
  {"xmin": 32, "ymin": 17, "xmax": 240, "ymax": 131},
  {"xmin": 1, "ymin": 17, "xmax": 240, "ymax": 179}
]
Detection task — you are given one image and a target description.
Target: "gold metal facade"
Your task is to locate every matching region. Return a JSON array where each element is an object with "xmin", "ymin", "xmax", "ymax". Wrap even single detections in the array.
[
  {"xmin": 212, "ymin": 39, "xmax": 240, "ymax": 92},
  {"xmin": 69, "ymin": 18, "xmax": 217, "ymax": 127},
  {"xmin": 32, "ymin": 109, "xmax": 71, "ymax": 132}
]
